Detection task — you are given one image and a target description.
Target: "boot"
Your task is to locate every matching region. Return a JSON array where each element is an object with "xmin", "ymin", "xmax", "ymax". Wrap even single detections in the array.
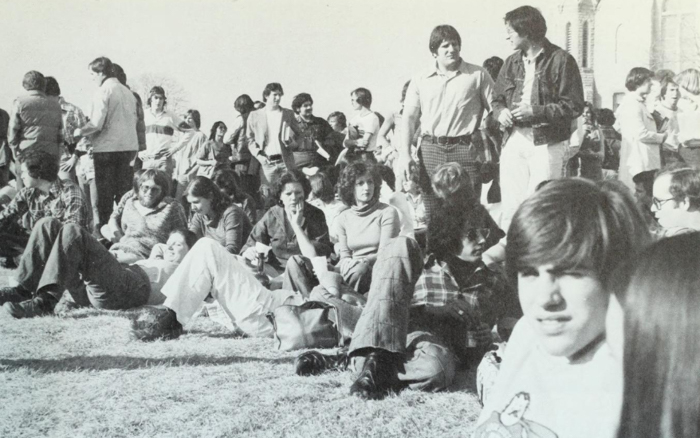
[
  {"xmin": 349, "ymin": 349, "xmax": 404, "ymax": 400},
  {"xmin": 295, "ymin": 349, "xmax": 350, "ymax": 376}
]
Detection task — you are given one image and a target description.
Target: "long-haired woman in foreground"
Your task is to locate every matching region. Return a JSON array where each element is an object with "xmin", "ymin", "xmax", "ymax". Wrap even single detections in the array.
[{"xmin": 607, "ymin": 232, "xmax": 700, "ymax": 438}]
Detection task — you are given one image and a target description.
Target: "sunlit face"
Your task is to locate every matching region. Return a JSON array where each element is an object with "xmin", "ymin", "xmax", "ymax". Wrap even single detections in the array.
[
  {"xmin": 402, "ymin": 179, "xmax": 418, "ymax": 194},
  {"xmin": 605, "ymin": 293, "xmax": 624, "ymax": 361},
  {"xmin": 164, "ymin": 233, "xmax": 189, "ymax": 264},
  {"xmin": 266, "ymin": 91, "xmax": 283, "ymax": 109},
  {"xmin": 187, "ymin": 195, "xmax": 213, "ymax": 217},
  {"xmin": 518, "ymin": 264, "xmax": 608, "ymax": 358},
  {"xmin": 434, "ymin": 39, "xmax": 461, "ymax": 69},
  {"xmin": 350, "ymin": 93, "xmax": 362, "ymax": 111},
  {"xmin": 280, "ymin": 182, "xmax": 305, "ymax": 211},
  {"xmin": 151, "ymin": 94, "xmax": 165, "ymax": 111},
  {"xmin": 215, "ymin": 124, "xmax": 227, "ymax": 141},
  {"xmin": 138, "ymin": 178, "xmax": 164, "ymax": 208},
  {"xmin": 89, "ymin": 69, "xmax": 106, "ymax": 86},
  {"xmin": 328, "ymin": 116, "xmax": 344, "ymax": 133},
  {"xmin": 663, "ymin": 83, "xmax": 680, "ymax": 110},
  {"xmin": 185, "ymin": 113, "xmax": 197, "ymax": 129},
  {"xmin": 583, "ymin": 107, "xmax": 593, "ymax": 124},
  {"xmin": 651, "ymin": 174, "xmax": 684, "ymax": 228},
  {"xmin": 20, "ymin": 163, "xmax": 40, "ymax": 189},
  {"xmin": 354, "ymin": 173, "xmax": 375, "ymax": 205},
  {"xmin": 636, "ymin": 79, "xmax": 653, "ymax": 101},
  {"xmin": 299, "ymin": 101, "xmax": 313, "ymax": 119},
  {"xmin": 505, "ymin": 23, "xmax": 526, "ymax": 51}
]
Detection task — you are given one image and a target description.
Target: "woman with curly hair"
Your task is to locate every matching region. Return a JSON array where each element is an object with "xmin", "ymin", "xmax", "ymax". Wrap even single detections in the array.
[
  {"xmin": 186, "ymin": 176, "xmax": 251, "ymax": 255},
  {"xmin": 335, "ymin": 161, "xmax": 400, "ymax": 293}
]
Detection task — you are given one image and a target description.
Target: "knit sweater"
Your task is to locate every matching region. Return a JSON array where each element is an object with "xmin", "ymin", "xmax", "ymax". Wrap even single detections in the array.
[
  {"xmin": 111, "ymin": 197, "xmax": 187, "ymax": 260},
  {"xmin": 189, "ymin": 204, "xmax": 252, "ymax": 254},
  {"xmin": 335, "ymin": 202, "xmax": 399, "ymax": 260}
]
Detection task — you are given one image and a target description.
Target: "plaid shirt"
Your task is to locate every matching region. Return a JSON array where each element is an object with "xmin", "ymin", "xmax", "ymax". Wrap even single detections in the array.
[
  {"xmin": 412, "ymin": 254, "xmax": 512, "ymax": 328},
  {"xmin": 60, "ymin": 97, "xmax": 87, "ymax": 147},
  {"xmin": 0, "ymin": 178, "xmax": 89, "ymax": 232}
]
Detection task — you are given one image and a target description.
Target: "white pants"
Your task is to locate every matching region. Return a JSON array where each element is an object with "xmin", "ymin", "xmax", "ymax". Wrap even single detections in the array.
[
  {"xmin": 499, "ymin": 128, "xmax": 568, "ymax": 231},
  {"xmin": 162, "ymin": 238, "xmax": 298, "ymax": 338}
]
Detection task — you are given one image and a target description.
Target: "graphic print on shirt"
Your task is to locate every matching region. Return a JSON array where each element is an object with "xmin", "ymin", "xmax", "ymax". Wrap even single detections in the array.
[{"xmin": 474, "ymin": 392, "xmax": 558, "ymax": 438}]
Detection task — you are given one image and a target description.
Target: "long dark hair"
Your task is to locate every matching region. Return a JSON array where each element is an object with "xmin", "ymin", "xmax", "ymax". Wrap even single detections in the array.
[
  {"xmin": 337, "ymin": 161, "xmax": 381, "ymax": 206},
  {"xmin": 611, "ymin": 233, "xmax": 700, "ymax": 438},
  {"xmin": 185, "ymin": 176, "xmax": 229, "ymax": 215},
  {"xmin": 209, "ymin": 121, "xmax": 227, "ymax": 142},
  {"xmin": 212, "ymin": 168, "xmax": 246, "ymax": 205}
]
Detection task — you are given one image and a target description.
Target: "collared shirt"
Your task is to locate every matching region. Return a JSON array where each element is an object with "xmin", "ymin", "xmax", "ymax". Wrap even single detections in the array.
[
  {"xmin": 404, "ymin": 59, "xmax": 494, "ymax": 137},
  {"xmin": 59, "ymin": 97, "xmax": 87, "ymax": 146},
  {"xmin": 84, "ymin": 78, "xmax": 138, "ymax": 153},
  {"xmin": 0, "ymin": 178, "xmax": 89, "ymax": 232},
  {"xmin": 144, "ymin": 109, "xmax": 185, "ymax": 157}
]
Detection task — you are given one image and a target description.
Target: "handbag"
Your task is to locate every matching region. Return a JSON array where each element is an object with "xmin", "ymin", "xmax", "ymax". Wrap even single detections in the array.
[{"xmin": 266, "ymin": 301, "xmax": 344, "ymax": 351}]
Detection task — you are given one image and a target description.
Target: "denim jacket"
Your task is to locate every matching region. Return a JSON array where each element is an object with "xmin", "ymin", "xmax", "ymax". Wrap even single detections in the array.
[{"xmin": 491, "ymin": 39, "xmax": 584, "ymax": 146}]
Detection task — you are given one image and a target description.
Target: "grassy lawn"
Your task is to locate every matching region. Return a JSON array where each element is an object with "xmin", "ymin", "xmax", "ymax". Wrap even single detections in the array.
[{"xmin": 0, "ymin": 268, "xmax": 482, "ymax": 438}]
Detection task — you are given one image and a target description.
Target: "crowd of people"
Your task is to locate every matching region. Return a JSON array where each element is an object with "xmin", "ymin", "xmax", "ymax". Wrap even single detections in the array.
[{"xmin": 2, "ymin": 4, "xmax": 700, "ymax": 438}]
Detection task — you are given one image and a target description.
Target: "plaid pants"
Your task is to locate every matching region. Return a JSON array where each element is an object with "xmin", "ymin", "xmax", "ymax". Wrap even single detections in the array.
[
  {"xmin": 348, "ymin": 236, "xmax": 457, "ymax": 391},
  {"xmin": 418, "ymin": 137, "xmax": 483, "ymax": 225}
]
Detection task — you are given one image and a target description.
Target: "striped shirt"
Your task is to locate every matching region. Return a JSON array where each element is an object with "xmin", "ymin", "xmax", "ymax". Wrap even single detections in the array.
[
  {"xmin": 0, "ymin": 178, "xmax": 89, "ymax": 232},
  {"xmin": 144, "ymin": 109, "xmax": 185, "ymax": 157}
]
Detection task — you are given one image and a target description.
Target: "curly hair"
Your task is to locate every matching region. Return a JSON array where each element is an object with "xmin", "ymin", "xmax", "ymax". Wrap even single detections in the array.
[
  {"xmin": 20, "ymin": 150, "xmax": 59, "ymax": 181},
  {"xmin": 338, "ymin": 161, "xmax": 382, "ymax": 206},
  {"xmin": 274, "ymin": 169, "xmax": 311, "ymax": 203},
  {"xmin": 186, "ymin": 176, "xmax": 229, "ymax": 215}
]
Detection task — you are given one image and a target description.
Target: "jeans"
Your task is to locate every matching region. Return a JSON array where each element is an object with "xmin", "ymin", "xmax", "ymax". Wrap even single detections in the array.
[
  {"xmin": 162, "ymin": 238, "xmax": 299, "ymax": 337},
  {"xmin": 317, "ymin": 237, "xmax": 458, "ymax": 391},
  {"xmin": 259, "ymin": 159, "xmax": 289, "ymax": 186},
  {"xmin": 0, "ymin": 220, "xmax": 29, "ymax": 259},
  {"xmin": 77, "ymin": 169, "xmax": 100, "ymax": 232},
  {"xmin": 499, "ymin": 128, "xmax": 568, "ymax": 231},
  {"xmin": 15, "ymin": 217, "xmax": 150, "ymax": 309},
  {"xmin": 94, "ymin": 151, "xmax": 135, "ymax": 228}
]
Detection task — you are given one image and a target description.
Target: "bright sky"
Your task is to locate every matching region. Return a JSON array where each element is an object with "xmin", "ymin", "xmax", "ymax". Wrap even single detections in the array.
[{"xmin": 0, "ymin": 0, "xmax": 537, "ymax": 131}]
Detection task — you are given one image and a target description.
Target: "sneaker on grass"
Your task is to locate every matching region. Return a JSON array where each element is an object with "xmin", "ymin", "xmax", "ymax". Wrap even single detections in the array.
[{"xmin": 4, "ymin": 292, "xmax": 58, "ymax": 319}]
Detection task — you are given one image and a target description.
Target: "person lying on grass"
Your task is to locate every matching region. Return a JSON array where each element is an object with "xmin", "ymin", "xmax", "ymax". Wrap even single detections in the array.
[
  {"xmin": 0, "ymin": 218, "xmax": 197, "ymax": 318},
  {"xmin": 129, "ymin": 235, "xmax": 354, "ymax": 341},
  {"xmin": 293, "ymin": 190, "xmax": 517, "ymax": 400}
]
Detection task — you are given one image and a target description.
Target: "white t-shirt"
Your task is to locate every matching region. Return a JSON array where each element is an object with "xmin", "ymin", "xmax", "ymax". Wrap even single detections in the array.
[
  {"xmin": 349, "ymin": 111, "xmax": 380, "ymax": 152},
  {"xmin": 473, "ymin": 319, "xmax": 622, "ymax": 438},
  {"xmin": 265, "ymin": 109, "xmax": 283, "ymax": 156}
]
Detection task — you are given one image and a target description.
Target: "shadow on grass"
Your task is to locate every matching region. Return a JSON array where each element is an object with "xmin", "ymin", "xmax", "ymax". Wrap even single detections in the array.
[{"xmin": 0, "ymin": 354, "xmax": 294, "ymax": 373}]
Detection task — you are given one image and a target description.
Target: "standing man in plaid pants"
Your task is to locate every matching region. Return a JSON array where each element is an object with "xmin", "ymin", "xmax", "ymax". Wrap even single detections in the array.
[{"xmin": 398, "ymin": 25, "xmax": 494, "ymax": 223}]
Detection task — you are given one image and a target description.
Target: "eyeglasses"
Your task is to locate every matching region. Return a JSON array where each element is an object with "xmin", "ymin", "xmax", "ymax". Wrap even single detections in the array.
[
  {"xmin": 652, "ymin": 196, "xmax": 675, "ymax": 210},
  {"xmin": 139, "ymin": 184, "xmax": 162, "ymax": 194},
  {"xmin": 465, "ymin": 228, "xmax": 491, "ymax": 242}
]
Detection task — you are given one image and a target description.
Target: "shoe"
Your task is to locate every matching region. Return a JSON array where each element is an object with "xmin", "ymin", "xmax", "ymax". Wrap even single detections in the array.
[
  {"xmin": 295, "ymin": 349, "xmax": 350, "ymax": 376},
  {"xmin": 131, "ymin": 306, "xmax": 183, "ymax": 341},
  {"xmin": 4, "ymin": 292, "xmax": 58, "ymax": 319},
  {"xmin": 53, "ymin": 292, "xmax": 86, "ymax": 316},
  {"xmin": 349, "ymin": 350, "xmax": 404, "ymax": 400},
  {"xmin": 0, "ymin": 285, "xmax": 31, "ymax": 305}
]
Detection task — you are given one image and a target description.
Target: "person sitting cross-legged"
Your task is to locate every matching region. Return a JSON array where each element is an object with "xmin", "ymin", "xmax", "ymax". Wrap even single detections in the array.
[
  {"xmin": 0, "ymin": 217, "xmax": 196, "ymax": 319},
  {"xmin": 294, "ymin": 196, "xmax": 515, "ymax": 399}
]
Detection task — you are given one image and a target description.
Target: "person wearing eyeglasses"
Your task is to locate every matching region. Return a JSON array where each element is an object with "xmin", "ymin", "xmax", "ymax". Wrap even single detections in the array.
[{"xmin": 651, "ymin": 164, "xmax": 700, "ymax": 237}]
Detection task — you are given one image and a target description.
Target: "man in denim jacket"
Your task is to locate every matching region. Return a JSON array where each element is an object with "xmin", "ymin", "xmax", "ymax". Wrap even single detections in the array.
[{"xmin": 492, "ymin": 5, "xmax": 584, "ymax": 231}]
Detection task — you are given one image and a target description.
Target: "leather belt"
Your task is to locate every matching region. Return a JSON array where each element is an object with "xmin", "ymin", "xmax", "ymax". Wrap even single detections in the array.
[{"xmin": 421, "ymin": 134, "xmax": 471, "ymax": 145}]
